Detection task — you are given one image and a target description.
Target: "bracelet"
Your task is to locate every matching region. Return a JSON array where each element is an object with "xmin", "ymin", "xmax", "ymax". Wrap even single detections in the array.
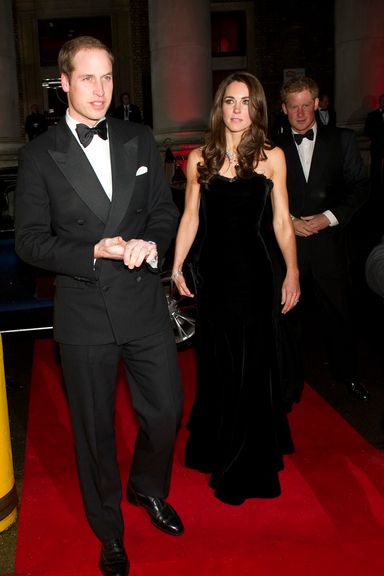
[{"xmin": 171, "ymin": 270, "xmax": 183, "ymax": 281}]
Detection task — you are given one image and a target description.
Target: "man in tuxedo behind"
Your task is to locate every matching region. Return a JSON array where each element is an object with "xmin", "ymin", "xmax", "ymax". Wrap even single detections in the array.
[
  {"xmin": 276, "ymin": 76, "xmax": 370, "ymax": 402},
  {"xmin": 364, "ymin": 93, "xmax": 384, "ymax": 195},
  {"xmin": 15, "ymin": 36, "xmax": 183, "ymax": 576},
  {"xmin": 315, "ymin": 92, "xmax": 337, "ymax": 127},
  {"xmin": 112, "ymin": 91, "xmax": 143, "ymax": 123},
  {"xmin": 24, "ymin": 103, "xmax": 48, "ymax": 140}
]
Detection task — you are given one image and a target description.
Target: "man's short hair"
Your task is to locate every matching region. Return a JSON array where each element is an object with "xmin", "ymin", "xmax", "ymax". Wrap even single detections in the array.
[
  {"xmin": 58, "ymin": 36, "xmax": 114, "ymax": 78},
  {"xmin": 280, "ymin": 76, "xmax": 319, "ymax": 103}
]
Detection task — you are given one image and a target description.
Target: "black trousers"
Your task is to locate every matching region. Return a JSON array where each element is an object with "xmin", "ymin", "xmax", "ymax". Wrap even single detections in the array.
[
  {"xmin": 296, "ymin": 231, "xmax": 357, "ymax": 381},
  {"xmin": 59, "ymin": 327, "xmax": 183, "ymax": 542}
]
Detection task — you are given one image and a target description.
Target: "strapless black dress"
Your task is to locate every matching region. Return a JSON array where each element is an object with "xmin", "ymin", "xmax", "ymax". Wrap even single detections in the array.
[{"xmin": 185, "ymin": 173, "xmax": 294, "ymax": 504}]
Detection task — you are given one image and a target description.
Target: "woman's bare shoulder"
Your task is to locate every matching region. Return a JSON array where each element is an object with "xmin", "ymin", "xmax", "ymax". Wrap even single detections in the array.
[
  {"xmin": 265, "ymin": 145, "xmax": 285, "ymax": 162},
  {"xmin": 255, "ymin": 146, "xmax": 286, "ymax": 180},
  {"xmin": 188, "ymin": 146, "xmax": 204, "ymax": 164},
  {"xmin": 186, "ymin": 146, "xmax": 204, "ymax": 182},
  {"xmin": 264, "ymin": 146, "xmax": 286, "ymax": 172}
]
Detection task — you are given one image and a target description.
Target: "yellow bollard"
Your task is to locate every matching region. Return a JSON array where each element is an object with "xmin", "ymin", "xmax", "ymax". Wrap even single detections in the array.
[{"xmin": 0, "ymin": 334, "xmax": 18, "ymax": 531}]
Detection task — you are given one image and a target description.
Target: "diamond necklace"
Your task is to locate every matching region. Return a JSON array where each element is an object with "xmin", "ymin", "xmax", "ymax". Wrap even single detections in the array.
[{"xmin": 225, "ymin": 150, "xmax": 238, "ymax": 164}]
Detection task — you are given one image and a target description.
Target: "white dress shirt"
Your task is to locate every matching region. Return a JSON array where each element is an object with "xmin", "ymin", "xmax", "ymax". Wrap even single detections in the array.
[
  {"xmin": 66, "ymin": 111, "xmax": 113, "ymax": 201},
  {"xmin": 292, "ymin": 123, "xmax": 338, "ymax": 226},
  {"xmin": 66, "ymin": 111, "xmax": 158, "ymax": 268},
  {"xmin": 318, "ymin": 109, "xmax": 329, "ymax": 125}
]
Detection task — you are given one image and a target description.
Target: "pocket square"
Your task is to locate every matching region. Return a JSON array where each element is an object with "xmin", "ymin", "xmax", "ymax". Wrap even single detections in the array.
[{"xmin": 136, "ymin": 166, "xmax": 148, "ymax": 176}]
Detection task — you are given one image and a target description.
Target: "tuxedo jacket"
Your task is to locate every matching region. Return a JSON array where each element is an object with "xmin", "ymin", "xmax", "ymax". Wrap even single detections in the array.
[
  {"xmin": 112, "ymin": 103, "xmax": 142, "ymax": 123},
  {"xmin": 15, "ymin": 118, "xmax": 178, "ymax": 345},
  {"xmin": 315, "ymin": 107, "xmax": 337, "ymax": 127},
  {"xmin": 275, "ymin": 124, "xmax": 369, "ymax": 282},
  {"xmin": 364, "ymin": 108, "xmax": 384, "ymax": 152},
  {"xmin": 276, "ymin": 124, "xmax": 368, "ymax": 227}
]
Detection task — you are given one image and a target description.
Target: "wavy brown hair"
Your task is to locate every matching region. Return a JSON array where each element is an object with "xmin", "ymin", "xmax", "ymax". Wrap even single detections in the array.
[{"xmin": 198, "ymin": 71, "xmax": 271, "ymax": 186}]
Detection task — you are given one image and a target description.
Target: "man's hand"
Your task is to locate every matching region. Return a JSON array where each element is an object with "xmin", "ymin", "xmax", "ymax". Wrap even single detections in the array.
[
  {"xmin": 94, "ymin": 236, "xmax": 126, "ymax": 260},
  {"xmin": 293, "ymin": 213, "xmax": 330, "ymax": 237},
  {"xmin": 123, "ymin": 239, "xmax": 158, "ymax": 269},
  {"xmin": 94, "ymin": 237, "xmax": 158, "ymax": 269}
]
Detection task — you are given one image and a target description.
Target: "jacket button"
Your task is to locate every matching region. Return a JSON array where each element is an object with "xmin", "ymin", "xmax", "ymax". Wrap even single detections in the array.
[
  {"xmin": 136, "ymin": 276, "xmax": 142, "ymax": 283},
  {"xmin": 76, "ymin": 218, "xmax": 85, "ymax": 225},
  {"xmin": 102, "ymin": 285, "xmax": 110, "ymax": 292}
]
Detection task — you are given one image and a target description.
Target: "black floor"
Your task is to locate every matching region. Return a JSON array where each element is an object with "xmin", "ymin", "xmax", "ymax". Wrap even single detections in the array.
[{"xmin": 0, "ymin": 267, "xmax": 384, "ymax": 575}]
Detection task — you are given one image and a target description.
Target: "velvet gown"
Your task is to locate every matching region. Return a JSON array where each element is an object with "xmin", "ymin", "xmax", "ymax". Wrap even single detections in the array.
[{"xmin": 185, "ymin": 173, "xmax": 294, "ymax": 505}]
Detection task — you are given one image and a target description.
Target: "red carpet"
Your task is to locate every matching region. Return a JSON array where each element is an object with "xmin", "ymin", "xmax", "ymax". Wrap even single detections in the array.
[{"xmin": 14, "ymin": 339, "xmax": 384, "ymax": 575}]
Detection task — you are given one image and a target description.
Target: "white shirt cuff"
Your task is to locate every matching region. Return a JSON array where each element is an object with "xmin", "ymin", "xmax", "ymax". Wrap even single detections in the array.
[{"xmin": 323, "ymin": 210, "xmax": 339, "ymax": 227}]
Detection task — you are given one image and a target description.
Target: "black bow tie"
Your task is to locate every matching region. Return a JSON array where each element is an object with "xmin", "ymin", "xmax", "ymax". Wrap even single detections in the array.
[
  {"xmin": 293, "ymin": 129, "xmax": 314, "ymax": 145},
  {"xmin": 76, "ymin": 119, "xmax": 108, "ymax": 148}
]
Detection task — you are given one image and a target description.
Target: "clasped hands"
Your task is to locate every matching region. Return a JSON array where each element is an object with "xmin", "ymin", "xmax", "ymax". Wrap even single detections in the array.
[
  {"xmin": 94, "ymin": 237, "xmax": 157, "ymax": 269},
  {"xmin": 293, "ymin": 213, "xmax": 330, "ymax": 237}
]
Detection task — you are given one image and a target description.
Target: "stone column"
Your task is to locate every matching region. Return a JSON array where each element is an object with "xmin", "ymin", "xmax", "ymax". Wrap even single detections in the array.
[
  {"xmin": 335, "ymin": 0, "xmax": 384, "ymax": 133},
  {"xmin": 0, "ymin": 0, "xmax": 23, "ymax": 167},
  {"xmin": 148, "ymin": 0, "xmax": 212, "ymax": 152}
]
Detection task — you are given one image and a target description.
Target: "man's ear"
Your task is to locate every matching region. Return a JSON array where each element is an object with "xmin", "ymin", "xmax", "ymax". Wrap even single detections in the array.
[
  {"xmin": 61, "ymin": 73, "xmax": 70, "ymax": 94},
  {"xmin": 314, "ymin": 97, "xmax": 319, "ymax": 111},
  {"xmin": 282, "ymin": 102, "xmax": 288, "ymax": 115}
]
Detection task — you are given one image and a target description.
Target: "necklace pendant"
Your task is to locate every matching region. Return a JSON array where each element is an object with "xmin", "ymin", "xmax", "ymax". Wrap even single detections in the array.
[{"xmin": 225, "ymin": 150, "xmax": 238, "ymax": 164}]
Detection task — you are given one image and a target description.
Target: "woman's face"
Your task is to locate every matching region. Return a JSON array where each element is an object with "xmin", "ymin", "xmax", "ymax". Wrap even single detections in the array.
[{"xmin": 222, "ymin": 81, "xmax": 252, "ymax": 135}]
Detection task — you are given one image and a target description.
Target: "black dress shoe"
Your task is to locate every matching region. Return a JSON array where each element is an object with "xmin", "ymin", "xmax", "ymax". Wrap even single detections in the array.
[
  {"xmin": 99, "ymin": 538, "xmax": 129, "ymax": 576},
  {"xmin": 127, "ymin": 484, "xmax": 184, "ymax": 536},
  {"xmin": 345, "ymin": 380, "xmax": 370, "ymax": 401}
]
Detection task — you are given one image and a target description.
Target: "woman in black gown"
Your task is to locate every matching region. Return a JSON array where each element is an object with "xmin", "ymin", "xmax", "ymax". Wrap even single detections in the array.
[{"xmin": 172, "ymin": 72, "xmax": 300, "ymax": 505}]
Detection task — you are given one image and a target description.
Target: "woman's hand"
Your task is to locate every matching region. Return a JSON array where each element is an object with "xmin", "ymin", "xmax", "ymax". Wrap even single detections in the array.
[
  {"xmin": 171, "ymin": 271, "xmax": 195, "ymax": 298},
  {"xmin": 280, "ymin": 269, "xmax": 300, "ymax": 314}
]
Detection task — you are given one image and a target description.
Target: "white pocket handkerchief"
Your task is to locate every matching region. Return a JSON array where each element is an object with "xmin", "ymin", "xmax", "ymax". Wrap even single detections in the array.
[{"xmin": 136, "ymin": 166, "xmax": 148, "ymax": 176}]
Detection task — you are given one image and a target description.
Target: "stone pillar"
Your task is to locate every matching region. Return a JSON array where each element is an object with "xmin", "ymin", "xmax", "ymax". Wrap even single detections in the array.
[
  {"xmin": 148, "ymin": 0, "xmax": 212, "ymax": 150},
  {"xmin": 335, "ymin": 0, "xmax": 384, "ymax": 134},
  {"xmin": 0, "ymin": 0, "xmax": 23, "ymax": 167}
]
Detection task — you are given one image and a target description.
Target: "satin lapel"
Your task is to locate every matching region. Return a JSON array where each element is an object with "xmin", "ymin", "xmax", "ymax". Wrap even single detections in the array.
[
  {"xmin": 283, "ymin": 133, "xmax": 307, "ymax": 185},
  {"xmin": 308, "ymin": 129, "xmax": 328, "ymax": 184},
  {"xmin": 279, "ymin": 132, "xmax": 307, "ymax": 215},
  {"xmin": 103, "ymin": 126, "xmax": 138, "ymax": 236},
  {"xmin": 48, "ymin": 124, "xmax": 111, "ymax": 224}
]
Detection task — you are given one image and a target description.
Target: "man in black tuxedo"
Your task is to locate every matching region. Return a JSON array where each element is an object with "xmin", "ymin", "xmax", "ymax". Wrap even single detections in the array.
[
  {"xmin": 364, "ymin": 94, "xmax": 384, "ymax": 194},
  {"xmin": 24, "ymin": 103, "xmax": 48, "ymax": 140},
  {"xmin": 15, "ymin": 36, "xmax": 183, "ymax": 576},
  {"xmin": 315, "ymin": 92, "xmax": 337, "ymax": 127},
  {"xmin": 112, "ymin": 92, "xmax": 143, "ymax": 123},
  {"xmin": 276, "ymin": 76, "xmax": 369, "ymax": 402}
]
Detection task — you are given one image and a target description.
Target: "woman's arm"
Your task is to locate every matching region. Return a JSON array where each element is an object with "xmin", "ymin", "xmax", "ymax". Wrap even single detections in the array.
[
  {"xmin": 269, "ymin": 147, "xmax": 301, "ymax": 313},
  {"xmin": 171, "ymin": 147, "xmax": 202, "ymax": 297}
]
